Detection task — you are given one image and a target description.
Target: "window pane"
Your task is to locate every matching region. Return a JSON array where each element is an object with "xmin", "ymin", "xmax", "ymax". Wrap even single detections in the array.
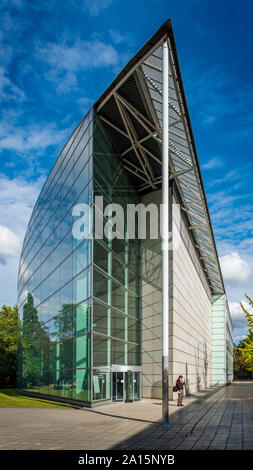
[
  {"xmin": 111, "ymin": 310, "xmax": 125, "ymax": 340},
  {"xmin": 128, "ymin": 317, "xmax": 139, "ymax": 343},
  {"xmin": 94, "ymin": 240, "xmax": 109, "ymax": 273},
  {"xmin": 73, "ymin": 333, "xmax": 90, "ymax": 369},
  {"xmin": 73, "ymin": 267, "xmax": 91, "ymax": 304},
  {"xmin": 128, "ymin": 292, "xmax": 139, "ymax": 319},
  {"xmin": 111, "ymin": 280, "xmax": 125, "ymax": 312},
  {"xmin": 73, "ymin": 300, "xmax": 90, "ymax": 336},
  {"xmin": 55, "ymin": 308, "xmax": 73, "ymax": 339},
  {"xmin": 93, "ymin": 334, "xmax": 109, "ymax": 367},
  {"xmin": 73, "ymin": 239, "xmax": 91, "ymax": 276},
  {"xmin": 93, "ymin": 370, "xmax": 110, "ymax": 401},
  {"xmin": 112, "ymin": 338, "xmax": 125, "ymax": 365},
  {"xmin": 59, "ymin": 337, "xmax": 74, "ymax": 370},
  {"xmin": 93, "ymin": 268, "xmax": 108, "ymax": 304},
  {"xmin": 72, "ymin": 368, "xmax": 91, "ymax": 402},
  {"xmin": 93, "ymin": 300, "xmax": 108, "ymax": 336},
  {"xmin": 112, "ymin": 254, "xmax": 125, "ymax": 285},
  {"xmin": 128, "ymin": 343, "xmax": 140, "ymax": 366}
]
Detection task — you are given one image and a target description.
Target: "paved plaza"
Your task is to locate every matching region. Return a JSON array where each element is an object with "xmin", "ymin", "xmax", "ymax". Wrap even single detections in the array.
[{"xmin": 0, "ymin": 381, "xmax": 252, "ymax": 450}]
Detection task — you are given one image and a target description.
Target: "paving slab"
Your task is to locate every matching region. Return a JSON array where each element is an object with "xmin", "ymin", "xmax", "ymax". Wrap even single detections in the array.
[{"xmin": 0, "ymin": 381, "xmax": 252, "ymax": 450}]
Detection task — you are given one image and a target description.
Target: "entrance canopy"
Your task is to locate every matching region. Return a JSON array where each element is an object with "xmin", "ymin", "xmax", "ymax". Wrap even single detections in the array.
[{"xmin": 94, "ymin": 20, "xmax": 224, "ymax": 295}]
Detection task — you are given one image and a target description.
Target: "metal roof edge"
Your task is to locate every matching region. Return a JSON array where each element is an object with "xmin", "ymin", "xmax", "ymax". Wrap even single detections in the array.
[
  {"xmin": 167, "ymin": 22, "xmax": 225, "ymax": 294},
  {"xmin": 93, "ymin": 18, "xmax": 225, "ymax": 295},
  {"xmin": 95, "ymin": 20, "xmax": 172, "ymax": 111}
]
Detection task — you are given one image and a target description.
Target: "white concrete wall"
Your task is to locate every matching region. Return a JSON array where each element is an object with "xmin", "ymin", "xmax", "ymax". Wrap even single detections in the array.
[
  {"xmin": 141, "ymin": 189, "xmax": 212, "ymax": 400},
  {"xmin": 172, "ymin": 192, "xmax": 212, "ymax": 397},
  {"xmin": 140, "ymin": 190, "xmax": 168, "ymax": 399}
]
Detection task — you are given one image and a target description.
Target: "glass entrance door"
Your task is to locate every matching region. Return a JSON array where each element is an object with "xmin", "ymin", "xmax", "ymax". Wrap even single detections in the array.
[
  {"xmin": 125, "ymin": 371, "xmax": 133, "ymax": 402},
  {"xmin": 112, "ymin": 371, "xmax": 140, "ymax": 402},
  {"xmin": 112, "ymin": 372, "xmax": 124, "ymax": 401},
  {"xmin": 133, "ymin": 372, "xmax": 140, "ymax": 400}
]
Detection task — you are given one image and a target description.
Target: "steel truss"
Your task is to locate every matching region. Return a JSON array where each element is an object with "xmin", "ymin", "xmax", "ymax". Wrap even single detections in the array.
[{"xmin": 96, "ymin": 32, "xmax": 224, "ymax": 294}]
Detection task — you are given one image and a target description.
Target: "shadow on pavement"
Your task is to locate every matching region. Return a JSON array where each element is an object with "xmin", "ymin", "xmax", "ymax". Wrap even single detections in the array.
[{"xmin": 107, "ymin": 384, "xmax": 234, "ymax": 450}]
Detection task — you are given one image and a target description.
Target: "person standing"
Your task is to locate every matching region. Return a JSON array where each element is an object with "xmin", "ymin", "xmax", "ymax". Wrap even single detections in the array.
[{"xmin": 176, "ymin": 375, "xmax": 185, "ymax": 406}]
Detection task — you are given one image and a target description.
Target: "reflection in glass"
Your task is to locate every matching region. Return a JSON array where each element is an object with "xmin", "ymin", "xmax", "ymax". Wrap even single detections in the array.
[
  {"xmin": 112, "ymin": 372, "xmax": 124, "ymax": 401},
  {"xmin": 125, "ymin": 371, "xmax": 133, "ymax": 402},
  {"xmin": 17, "ymin": 108, "xmax": 141, "ymax": 404},
  {"xmin": 93, "ymin": 334, "xmax": 109, "ymax": 367},
  {"xmin": 17, "ymin": 111, "xmax": 93, "ymax": 404}
]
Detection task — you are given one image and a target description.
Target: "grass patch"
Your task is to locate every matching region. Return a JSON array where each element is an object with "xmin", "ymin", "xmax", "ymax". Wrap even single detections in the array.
[{"xmin": 0, "ymin": 389, "xmax": 80, "ymax": 408}]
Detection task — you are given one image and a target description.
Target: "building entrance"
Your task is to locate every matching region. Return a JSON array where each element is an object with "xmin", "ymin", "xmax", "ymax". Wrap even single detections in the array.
[{"xmin": 112, "ymin": 371, "xmax": 140, "ymax": 402}]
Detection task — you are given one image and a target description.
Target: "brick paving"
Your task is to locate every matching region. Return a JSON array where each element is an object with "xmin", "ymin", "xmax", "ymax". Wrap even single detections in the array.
[{"xmin": 0, "ymin": 381, "xmax": 252, "ymax": 450}]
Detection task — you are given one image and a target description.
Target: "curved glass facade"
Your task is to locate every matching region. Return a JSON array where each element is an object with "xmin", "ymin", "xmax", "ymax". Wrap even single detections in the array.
[
  {"xmin": 17, "ymin": 21, "xmax": 233, "ymax": 406},
  {"xmin": 17, "ymin": 109, "xmax": 141, "ymax": 405}
]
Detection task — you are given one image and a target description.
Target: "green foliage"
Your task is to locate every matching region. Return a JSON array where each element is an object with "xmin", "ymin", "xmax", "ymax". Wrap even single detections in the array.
[
  {"xmin": 18, "ymin": 293, "xmax": 45, "ymax": 388},
  {"xmin": 237, "ymin": 295, "xmax": 253, "ymax": 373},
  {"xmin": 233, "ymin": 343, "xmax": 252, "ymax": 379},
  {"xmin": 0, "ymin": 304, "xmax": 21, "ymax": 387}
]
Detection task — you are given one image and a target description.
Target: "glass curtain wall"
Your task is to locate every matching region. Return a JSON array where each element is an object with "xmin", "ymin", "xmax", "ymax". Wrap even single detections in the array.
[
  {"xmin": 92, "ymin": 115, "xmax": 141, "ymax": 402},
  {"xmin": 17, "ymin": 109, "xmax": 141, "ymax": 405},
  {"xmin": 17, "ymin": 109, "xmax": 93, "ymax": 403}
]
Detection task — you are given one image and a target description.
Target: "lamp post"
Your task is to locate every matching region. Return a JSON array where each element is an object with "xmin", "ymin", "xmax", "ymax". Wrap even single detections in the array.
[{"xmin": 162, "ymin": 38, "xmax": 169, "ymax": 426}]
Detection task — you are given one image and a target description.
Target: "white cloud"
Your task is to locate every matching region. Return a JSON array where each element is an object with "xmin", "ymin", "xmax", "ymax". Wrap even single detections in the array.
[
  {"xmin": 45, "ymin": 69, "xmax": 78, "ymax": 94},
  {"xmin": 77, "ymin": 96, "xmax": 94, "ymax": 113},
  {"xmin": 0, "ymin": 258, "xmax": 20, "ymax": 307},
  {"xmin": 0, "ymin": 66, "xmax": 25, "ymax": 102},
  {"xmin": 220, "ymin": 252, "xmax": 251, "ymax": 283},
  {"xmin": 207, "ymin": 169, "xmax": 240, "ymax": 188},
  {"xmin": 207, "ymin": 187, "xmax": 253, "ymax": 250},
  {"xmin": 39, "ymin": 33, "xmax": 135, "ymax": 94},
  {"xmin": 185, "ymin": 61, "xmax": 253, "ymax": 129},
  {"xmin": 0, "ymin": 119, "xmax": 71, "ymax": 154},
  {"xmin": 229, "ymin": 301, "xmax": 250, "ymax": 328},
  {"xmin": 0, "ymin": 0, "xmax": 23, "ymax": 7},
  {"xmin": 0, "ymin": 175, "xmax": 44, "ymax": 237},
  {"xmin": 0, "ymin": 35, "xmax": 14, "ymax": 66},
  {"xmin": 36, "ymin": 39, "xmax": 119, "ymax": 71},
  {"xmin": 203, "ymin": 115, "xmax": 216, "ymax": 125},
  {"xmin": 234, "ymin": 334, "xmax": 247, "ymax": 344},
  {"xmin": 0, "ymin": 225, "xmax": 21, "ymax": 265},
  {"xmin": 0, "ymin": 175, "xmax": 44, "ymax": 306},
  {"xmin": 34, "ymin": 37, "xmax": 120, "ymax": 94},
  {"xmin": 202, "ymin": 156, "xmax": 224, "ymax": 170},
  {"xmin": 75, "ymin": 0, "xmax": 113, "ymax": 16},
  {"xmin": 109, "ymin": 30, "xmax": 133, "ymax": 45}
]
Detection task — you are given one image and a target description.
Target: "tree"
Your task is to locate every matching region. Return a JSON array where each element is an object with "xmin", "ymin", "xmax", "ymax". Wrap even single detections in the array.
[
  {"xmin": 0, "ymin": 304, "xmax": 21, "ymax": 388},
  {"xmin": 19, "ymin": 293, "xmax": 42, "ymax": 388},
  {"xmin": 233, "ymin": 342, "xmax": 251, "ymax": 379},
  {"xmin": 237, "ymin": 295, "xmax": 253, "ymax": 374},
  {"xmin": 240, "ymin": 295, "xmax": 253, "ymax": 330}
]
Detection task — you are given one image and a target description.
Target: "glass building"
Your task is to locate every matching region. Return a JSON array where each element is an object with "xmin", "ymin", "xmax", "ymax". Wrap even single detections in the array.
[
  {"xmin": 17, "ymin": 109, "xmax": 142, "ymax": 405},
  {"xmin": 17, "ymin": 20, "xmax": 233, "ymax": 406}
]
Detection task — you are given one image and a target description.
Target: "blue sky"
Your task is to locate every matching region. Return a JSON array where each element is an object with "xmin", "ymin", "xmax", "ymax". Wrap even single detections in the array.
[{"xmin": 0, "ymin": 0, "xmax": 252, "ymax": 343}]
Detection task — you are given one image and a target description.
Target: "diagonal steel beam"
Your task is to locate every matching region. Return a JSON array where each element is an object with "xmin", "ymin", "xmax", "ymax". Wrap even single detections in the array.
[
  {"xmin": 114, "ymin": 94, "xmax": 156, "ymax": 189},
  {"xmin": 123, "ymin": 164, "xmax": 152, "ymax": 185},
  {"xmin": 115, "ymin": 92, "xmax": 158, "ymax": 135},
  {"xmin": 96, "ymin": 34, "xmax": 167, "ymax": 112},
  {"xmin": 98, "ymin": 115, "xmax": 129, "ymax": 139},
  {"xmin": 170, "ymin": 167, "xmax": 194, "ymax": 179}
]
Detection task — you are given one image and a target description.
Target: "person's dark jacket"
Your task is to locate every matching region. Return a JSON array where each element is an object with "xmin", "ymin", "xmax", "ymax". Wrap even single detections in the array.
[{"xmin": 176, "ymin": 378, "xmax": 184, "ymax": 391}]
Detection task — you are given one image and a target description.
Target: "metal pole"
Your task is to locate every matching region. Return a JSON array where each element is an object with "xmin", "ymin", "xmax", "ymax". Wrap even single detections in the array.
[{"xmin": 162, "ymin": 38, "xmax": 169, "ymax": 425}]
